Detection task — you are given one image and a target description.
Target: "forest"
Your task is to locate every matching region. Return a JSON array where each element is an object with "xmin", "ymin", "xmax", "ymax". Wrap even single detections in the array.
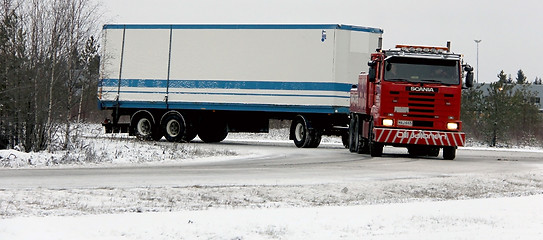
[
  {"xmin": 1, "ymin": 0, "xmax": 103, "ymax": 151},
  {"xmin": 462, "ymin": 70, "xmax": 543, "ymax": 147}
]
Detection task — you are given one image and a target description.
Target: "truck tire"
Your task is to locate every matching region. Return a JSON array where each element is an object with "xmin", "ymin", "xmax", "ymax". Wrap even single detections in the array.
[
  {"xmin": 198, "ymin": 120, "xmax": 228, "ymax": 143},
  {"xmin": 348, "ymin": 115, "xmax": 359, "ymax": 153},
  {"xmin": 290, "ymin": 115, "xmax": 318, "ymax": 148},
  {"xmin": 132, "ymin": 112, "xmax": 162, "ymax": 141},
  {"xmin": 428, "ymin": 147, "xmax": 440, "ymax": 157},
  {"xmin": 368, "ymin": 121, "xmax": 383, "ymax": 157},
  {"xmin": 443, "ymin": 146, "xmax": 456, "ymax": 160},
  {"xmin": 161, "ymin": 113, "xmax": 186, "ymax": 142},
  {"xmin": 369, "ymin": 141, "xmax": 383, "ymax": 157},
  {"xmin": 350, "ymin": 114, "xmax": 370, "ymax": 154}
]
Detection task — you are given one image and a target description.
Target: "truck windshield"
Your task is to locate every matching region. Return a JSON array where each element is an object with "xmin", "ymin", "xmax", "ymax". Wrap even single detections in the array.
[{"xmin": 384, "ymin": 57, "xmax": 460, "ymax": 85}]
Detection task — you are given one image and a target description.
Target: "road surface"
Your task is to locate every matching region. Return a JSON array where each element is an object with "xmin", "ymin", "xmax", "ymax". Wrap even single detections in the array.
[{"xmin": 1, "ymin": 139, "xmax": 541, "ymax": 189}]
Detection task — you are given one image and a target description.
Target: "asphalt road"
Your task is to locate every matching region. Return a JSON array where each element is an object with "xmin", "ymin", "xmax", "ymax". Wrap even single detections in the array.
[{"xmin": 1, "ymin": 140, "xmax": 542, "ymax": 190}]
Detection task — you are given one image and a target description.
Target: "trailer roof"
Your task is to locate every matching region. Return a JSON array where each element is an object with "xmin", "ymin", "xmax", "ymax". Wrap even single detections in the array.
[{"xmin": 102, "ymin": 24, "xmax": 383, "ymax": 34}]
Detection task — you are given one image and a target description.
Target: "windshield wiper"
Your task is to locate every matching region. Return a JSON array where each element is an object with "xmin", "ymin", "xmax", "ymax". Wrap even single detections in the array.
[
  {"xmin": 419, "ymin": 79, "xmax": 441, "ymax": 83},
  {"xmin": 386, "ymin": 78, "xmax": 414, "ymax": 83}
]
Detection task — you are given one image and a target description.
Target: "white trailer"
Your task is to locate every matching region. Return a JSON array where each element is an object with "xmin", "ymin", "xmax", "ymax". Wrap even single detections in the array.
[{"xmin": 99, "ymin": 24, "xmax": 383, "ymax": 147}]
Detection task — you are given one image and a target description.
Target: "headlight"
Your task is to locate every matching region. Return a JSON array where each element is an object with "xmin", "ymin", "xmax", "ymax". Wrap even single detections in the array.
[
  {"xmin": 447, "ymin": 122, "xmax": 458, "ymax": 130},
  {"xmin": 383, "ymin": 119, "xmax": 394, "ymax": 126}
]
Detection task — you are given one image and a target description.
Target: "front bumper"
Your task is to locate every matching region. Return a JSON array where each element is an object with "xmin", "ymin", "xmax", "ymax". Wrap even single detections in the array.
[{"xmin": 374, "ymin": 128, "xmax": 465, "ymax": 147}]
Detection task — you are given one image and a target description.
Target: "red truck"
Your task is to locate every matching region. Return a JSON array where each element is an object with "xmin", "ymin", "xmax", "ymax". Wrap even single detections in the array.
[{"xmin": 348, "ymin": 42, "xmax": 473, "ymax": 160}]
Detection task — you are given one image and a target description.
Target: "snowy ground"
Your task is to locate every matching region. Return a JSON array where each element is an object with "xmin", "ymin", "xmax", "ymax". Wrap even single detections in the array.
[
  {"xmin": 1, "ymin": 124, "xmax": 543, "ymax": 239},
  {"xmin": 1, "ymin": 195, "xmax": 541, "ymax": 240}
]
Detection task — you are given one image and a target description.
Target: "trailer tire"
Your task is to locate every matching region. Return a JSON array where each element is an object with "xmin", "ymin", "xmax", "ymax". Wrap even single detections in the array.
[
  {"xmin": 198, "ymin": 120, "xmax": 228, "ymax": 143},
  {"xmin": 308, "ymin": 130, "xmax": 322, "ymax": 148},
  {"xmin": 183, "ymin": 128, "xmax": 198, "ymax": 142},
  {"xmin": 443, "ymin": 146, "xmax": 456, "ymax": 160},
  {"xmin": 291, "ymin": 116, "xmax": 313, "ymax": 148},
  {"xmin": 341, "ymin": 132, "xmax": 349, "ymax": 149},
  {"xmin": 132, "ymin": 113, "xmax": 161, "ymax": 141},
  {"xmin": 161, "ymin": 113, "xmax": 186, "ymax": 142}
]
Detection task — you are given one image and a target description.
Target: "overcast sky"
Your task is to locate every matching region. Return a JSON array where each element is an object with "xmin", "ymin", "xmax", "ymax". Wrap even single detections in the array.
[{"xmin": 100, "ymin": 0, "xmax": 543, "ymax": 83}]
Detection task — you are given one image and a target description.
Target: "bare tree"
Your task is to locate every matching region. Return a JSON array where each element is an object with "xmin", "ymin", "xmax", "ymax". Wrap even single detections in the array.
[{"xmin": 1, "ymin": 0, "xmax": 102, "ymax": 152}]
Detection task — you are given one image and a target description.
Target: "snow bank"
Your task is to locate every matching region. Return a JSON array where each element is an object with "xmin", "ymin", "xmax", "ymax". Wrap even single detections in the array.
[{"xmin": 0, "ymin": 124, "xmax": 237, "ymax": 168}]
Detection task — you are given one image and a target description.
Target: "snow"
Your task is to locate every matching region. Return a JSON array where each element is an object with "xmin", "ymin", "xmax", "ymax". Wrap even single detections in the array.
[
  {"xmin": 1, "ymin": 195, "xmax": 542, "ymax": 239},
  {"xmin": 1, "ymin": 124, "xmax": 543, "ymax": 239},
  {"xmin": 0, "ymin": 124, "xmax": 238, "ymax": 168}
]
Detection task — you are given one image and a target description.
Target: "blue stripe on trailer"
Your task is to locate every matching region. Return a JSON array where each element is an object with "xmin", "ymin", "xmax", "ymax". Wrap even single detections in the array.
[
  {"xmin": 99, "ymin": 101, "xmax": 350, "ymax": 114},
  {"xmin": 114, "ymin": 90, "xmax": 351, "ymax": 99},
  {"xmin": 102, "ymin": 24, "xmax": 383, "ymax": 33},
  {"xmin": 101, "ymin": 79, "xmax": 353, "ymax": 92}
]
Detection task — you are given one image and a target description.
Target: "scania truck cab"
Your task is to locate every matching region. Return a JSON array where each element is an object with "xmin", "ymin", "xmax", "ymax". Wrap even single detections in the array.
[{"xmin": 349, "ymin": 43, "xmax": 473, "ymax": 160}]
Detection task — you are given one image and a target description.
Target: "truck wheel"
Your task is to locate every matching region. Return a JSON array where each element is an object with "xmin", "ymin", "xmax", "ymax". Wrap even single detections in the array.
[
  {"xmin": 428, "ymin": 147, "xmax": 440, "ymax": 157},
  {"xmin": 161, "ymin": 113, "xmax": 185, "ymax": 142},
  {"xmin": 132, "ymin": 113, "xmax": 161, "ymax": 141},
  {"xmin": 407, "ymin": 146, "xmax": 423, "ymax": 157},
  {"xmin": 348, "ymin": 115, "xmax": 359, "ymax": 153},
  {"xmin": 443, "ymin": 147, "xmax": 456, "ymax": 160},
  {"xmin": 198, "ymin": 120, "xmax": 228, "ymax": 143},
  {"xmin": 368, "ymin": 121, "xmax": 383, "ymax": 157},
  {"xmin": 369, "ymin": 141, "xmax": 383, "ymax": 157},
  {"xmin": 291, "ymin": 116, "xmax": 313, "ymax": 148}
]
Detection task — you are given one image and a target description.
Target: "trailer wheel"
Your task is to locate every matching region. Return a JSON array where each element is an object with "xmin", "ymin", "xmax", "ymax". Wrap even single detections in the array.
[
  {"xmin": 161, "ymin": 113, "xmax": 186, "ymax": 142},
  {"xmin": 290, "ymin": 116, "xmax": 316, "ymax": 148},
  {"xmin": 308, "ymin": 130, "xmax": 322, "ymax": 148},
  {"xmin": 341, "ymin": 132, "xmax": 349, "ymax": 149},
  {"xmin": 443, "ymin": 146, "xmax": 456, "ymax": 160},
  {"xmin": 132, "ymin": 112, "xmax": 161, "ymax": 141},
  {"xmin": 198, "ymin": 120, "xmax": 228, "ymax": 143},
  {"xmin": 183, "ymin": 128, "xmax": 198, "ymax": 142}
]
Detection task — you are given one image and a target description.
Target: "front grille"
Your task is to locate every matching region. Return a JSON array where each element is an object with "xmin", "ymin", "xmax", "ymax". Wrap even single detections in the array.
[
  {"xmin": 404, "ymin": 92, "xmax": 436, "ymax": 123},
  {"xmin": 408, "ymin": 103, "xmax": 434, "ymax": 108},
  {"xmin": 408, "ymin": 97, "xmax": 434, "ymax": 102},
  {"xmin": 409, "ymin": 92, "xmax": 434, "ymax": 97}
]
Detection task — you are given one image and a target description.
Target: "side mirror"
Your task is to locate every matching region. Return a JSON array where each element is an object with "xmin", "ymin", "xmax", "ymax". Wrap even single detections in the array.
[
  {"xmin": 368, "ymin": 67, "xmax": 376, "ymax": 82},
  {"xmin": 463, "ymin": 64, "xmax": 474, "ymax": 88},
  {"xmin": 368, "ymin": 61, "xmax": 377, "ymax": 82},
  {"xmin": 465, "ymin": 71, "xmax": 474, "ymax": 88}
]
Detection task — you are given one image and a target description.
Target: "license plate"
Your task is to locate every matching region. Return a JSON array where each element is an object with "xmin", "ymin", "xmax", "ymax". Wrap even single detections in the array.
[{"xmin": 398, "ymin": 120, "xmax": 413, "ymax": 126}]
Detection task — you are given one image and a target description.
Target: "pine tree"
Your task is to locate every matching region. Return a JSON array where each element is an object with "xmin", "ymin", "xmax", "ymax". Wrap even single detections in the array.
[
  {"xmin": 516, "ymin": 69, "xmax": 527, "ymax": 84},
  {"xmin": 497, "ymin": 70, "xmax": 507, "ymax": 84}
]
